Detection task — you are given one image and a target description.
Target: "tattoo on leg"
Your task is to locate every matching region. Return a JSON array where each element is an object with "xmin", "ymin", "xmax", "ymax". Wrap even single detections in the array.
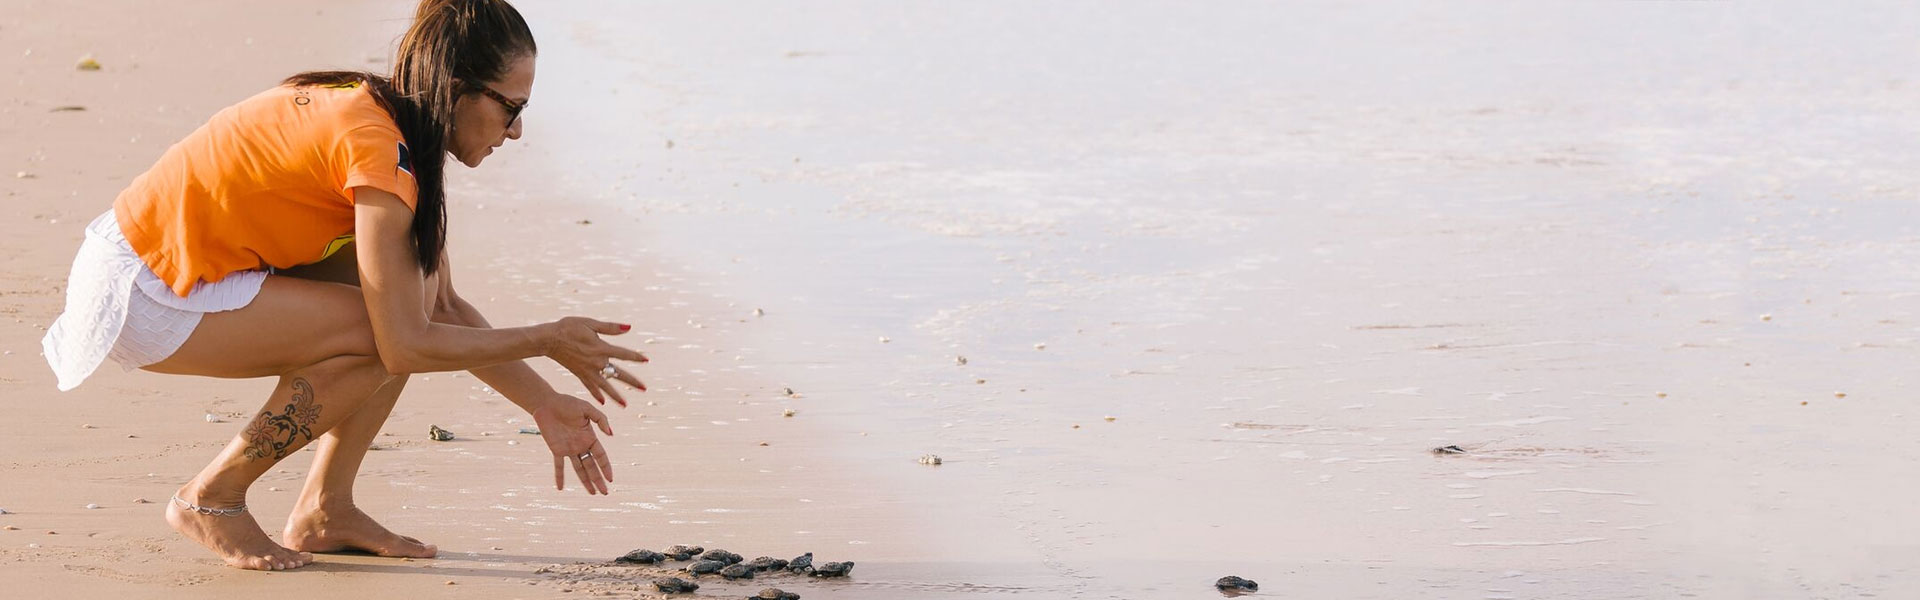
[{"xmin": 242, "ymin": 378, "xmax": 323, "ymax": 460}]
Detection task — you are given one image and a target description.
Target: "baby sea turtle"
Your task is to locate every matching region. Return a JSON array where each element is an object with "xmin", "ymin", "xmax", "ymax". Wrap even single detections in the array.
[
  {"xmin": 810, "ymin": 561, "xmax": 854, "ymax": 577},
  {"xmin": 615, "ymin": 549, "xmax": 666, "ymax": 564},
  {"xmin": 1430, "ymin": 445, "xmax": 1466, "ymax": 455},
  {"xmin": 653, "ymin": 577, "xmax": 700, "ymax": 594},
  {"xmin": 684, "ymin": 560, "xmax": 727, "ymax": 575},
  {"xmin": 718, "ymin": 563, "xmax": 756, "ymax": 580},
  {"xmin": 1214, "ymin": 575, "xmax": 1258, "ymax": 591},
  {"xmin": 752, "ymin": 588, "xmax": 801, "ymax": 600},
  {"xmin": 701, "ymin": 548, "xmax": 744, "ymax": 564},
  {"xmin": 744, "ymin": 556, "xmax": 788, "ymax": 572},
  {"xmin": 428, "ymin": 425, "xmax": 454, "ymax": 441},
  {"xmin": 663, "ymin": 544, "xmax": 705, "ymax": 560},
  {"xmin": 787, "ymin": 552, "xmax": 814, "ymax": 573}
]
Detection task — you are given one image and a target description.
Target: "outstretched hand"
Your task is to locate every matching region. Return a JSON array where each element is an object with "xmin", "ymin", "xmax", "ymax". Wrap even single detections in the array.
[
  {"xmin": 530, "ymin": 394, "xmax": 616, "ymax": 495},
  {"xmin": 546, "ymin": 317, "xmax": 649, "ymax": 407}
]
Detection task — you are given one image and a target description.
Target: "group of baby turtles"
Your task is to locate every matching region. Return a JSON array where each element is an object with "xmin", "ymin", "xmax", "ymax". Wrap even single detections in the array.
[{"xmin": 616, "ymin": 545, "xmax": 853, "ymax": 596}]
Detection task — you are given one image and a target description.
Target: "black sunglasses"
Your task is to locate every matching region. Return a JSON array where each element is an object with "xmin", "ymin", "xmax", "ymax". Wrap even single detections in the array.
[{"xmin": 464, "ymin": 81, "xmax": 526, "ymax": 128}]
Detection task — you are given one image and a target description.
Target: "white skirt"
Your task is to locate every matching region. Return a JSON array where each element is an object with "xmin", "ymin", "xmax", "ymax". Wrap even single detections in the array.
[{"xmin": 41, "ymin": 211, "xmax": 268, "ymax": 391}]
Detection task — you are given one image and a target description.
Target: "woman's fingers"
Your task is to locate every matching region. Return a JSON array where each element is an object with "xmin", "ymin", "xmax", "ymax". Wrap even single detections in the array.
[
  {"xmin": 552, "ymin": 455, "xmax": 565, "ymax": 491},
  {"xmin": 582, "ymin": 454, "xmax": 609, "ymax": 494},
  {"xmin": 592, "ymin": 442, "xmax": 614, "ymax": 483},
  {"xmin": 569, "ymin": 453, "xmax": 596, "ymax": 495},
  {"xmin": 588, "ymin": 405, "xmax": 613, "ymax": 436},
  {"xmin": 610, "ymin": 365, "xmax": 647, "ymax": 393}
]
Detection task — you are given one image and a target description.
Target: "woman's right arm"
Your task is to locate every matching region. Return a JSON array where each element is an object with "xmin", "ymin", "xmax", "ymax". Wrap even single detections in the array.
[{"xmin": 352, "ymin": 187, "xmax": 643, "ymax": 375}]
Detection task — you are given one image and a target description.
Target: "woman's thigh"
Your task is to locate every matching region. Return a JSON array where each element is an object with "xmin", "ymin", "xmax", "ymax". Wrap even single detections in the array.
[{"xmin": 142, "ymin": 275, "xmax": 381, "ymax": 379}]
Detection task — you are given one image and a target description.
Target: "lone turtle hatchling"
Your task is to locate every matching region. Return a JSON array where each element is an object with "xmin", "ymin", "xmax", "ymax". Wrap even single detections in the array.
[
  {"xmin": 701, "ymin": 548, "xmax": 744, "ymax": 564},
  {"xmin": 744, "ymin": 556, "xmax": 788, "ymax": 572},
  {"xmin": 615, "ymin": 549, "xmax": 666, "ymax": 564},
  {"xmin": 752, "ymin": 588, "xmax": 801, "ymax": 600},
  {"xmin": 718, "ymin": 563, "xmax": 755, "ymax": 580},
  {"xmin": 1215, "ymin": 575, "xmax": 1258, "ymax": 591},
  {"xmin": 810, "ymin": 561, "xmax": 854, "ymax": 578},
  {"xmin": 663, "ymin": 544, "xmax": 706, "ymax": 560},
  {"xmin": 787, "ymin": 552, "xmax": 814, "ymax": 573},
  {"xmin": 653, "ymin": 577, "xmax": 700, "ymax": 594},
  {"xmin": 428, "ymin": 425, "xmax": 454, "ymax": 441},
  {"xmin": 684, "ymin": 560, "xmax": 727, "ymax": 576}
]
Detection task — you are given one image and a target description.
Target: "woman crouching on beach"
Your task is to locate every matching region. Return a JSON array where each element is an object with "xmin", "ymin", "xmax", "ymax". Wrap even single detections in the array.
[{"xmin": 39, "ymin": 0, "xmax": 645, "ymax": 571}]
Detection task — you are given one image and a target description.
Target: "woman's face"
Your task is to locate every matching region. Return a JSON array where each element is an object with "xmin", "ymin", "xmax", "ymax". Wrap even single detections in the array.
[{"xmin": 449, "ymin": 54, "xmax": 535, "ymax": 168}]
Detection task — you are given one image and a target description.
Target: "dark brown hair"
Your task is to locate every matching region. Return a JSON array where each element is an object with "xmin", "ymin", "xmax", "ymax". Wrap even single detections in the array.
[{"xmin": 284, "ymin": 0, "xmax": 535, "ymax": 276}]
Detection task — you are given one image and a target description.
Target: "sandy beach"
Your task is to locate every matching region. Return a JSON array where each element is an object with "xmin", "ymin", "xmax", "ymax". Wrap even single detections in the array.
[{"xmin": 6, "ymin": 1, "xmax": 1920, "ymax": 598}]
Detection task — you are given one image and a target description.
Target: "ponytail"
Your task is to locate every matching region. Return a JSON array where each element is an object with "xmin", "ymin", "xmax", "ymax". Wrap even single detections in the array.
[{"xmin": 285, "ymin": 0, "xmax": 535, "ymax": 276}]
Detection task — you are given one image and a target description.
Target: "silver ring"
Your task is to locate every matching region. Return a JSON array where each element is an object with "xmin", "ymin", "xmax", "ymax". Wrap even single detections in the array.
[
  {"xmin": 599, "ymin": 364, "xmax": 617, "ymax": 379},
  {"xmin": 578, "ymin": 452, "xmax": 592, "ymax": 461}
]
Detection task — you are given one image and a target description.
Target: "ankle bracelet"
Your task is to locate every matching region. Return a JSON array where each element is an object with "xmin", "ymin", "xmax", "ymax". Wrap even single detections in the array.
[{"xmin": 171, "ymin": 494, "xmax": 248, "ymax": 517}]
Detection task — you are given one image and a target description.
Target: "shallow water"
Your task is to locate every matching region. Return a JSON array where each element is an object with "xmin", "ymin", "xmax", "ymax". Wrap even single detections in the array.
[{"xmin": 486, "ymin": 1, "xmax": 1920, "ymax": 596}]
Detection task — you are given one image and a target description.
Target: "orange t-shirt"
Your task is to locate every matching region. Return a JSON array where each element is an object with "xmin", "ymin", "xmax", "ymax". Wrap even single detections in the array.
[{"xmin": 113, "ymin": 81, "xmax": 420, "ymax": 297}]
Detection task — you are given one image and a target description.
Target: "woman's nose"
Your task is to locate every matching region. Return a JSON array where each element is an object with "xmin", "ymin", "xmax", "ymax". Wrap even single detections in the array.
[{"xmin": 507, "ymin": 117, "xmax": 523, "ymax": 140}]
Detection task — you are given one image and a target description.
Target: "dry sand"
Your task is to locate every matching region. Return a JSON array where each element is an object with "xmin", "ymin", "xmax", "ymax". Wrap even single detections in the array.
[{"xmin": 6, "ymin": 1, "xmax": 1920, "ymax": 599}]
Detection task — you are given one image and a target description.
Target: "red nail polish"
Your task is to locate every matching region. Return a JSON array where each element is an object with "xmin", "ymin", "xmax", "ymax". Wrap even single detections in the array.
[{"xmin": 618, "ymin": 324, "xmax": 631, "ymax": 332}]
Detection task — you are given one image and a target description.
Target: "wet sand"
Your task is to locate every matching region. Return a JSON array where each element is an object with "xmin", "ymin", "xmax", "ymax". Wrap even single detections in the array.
[{"xmin": 5, "ymin": 1, "xmax": 1920, "ymax": 599}]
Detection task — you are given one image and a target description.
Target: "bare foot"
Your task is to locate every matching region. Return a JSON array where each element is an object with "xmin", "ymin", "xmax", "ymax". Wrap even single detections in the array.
[
  {"xmin": 284, "ymin": 503, "xmax": 437, "ymax": 558},
  {"xmin": 166, "ymin": 486, "xmax": 314, "ymax": 571}
]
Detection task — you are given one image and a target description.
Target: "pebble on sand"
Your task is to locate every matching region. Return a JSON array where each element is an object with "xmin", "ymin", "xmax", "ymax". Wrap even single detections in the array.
[
  {"xmin": 133, "ymin": 498, "xmax": 152, "ymax": 504},
  {"xmin": 918, "ymin": 454, "xmax": 942, "ymax": 465},
  {"xmin": 75, "ymin": 55, "xmax": 102, "ymax": 70},
  {"xmin": 1760, "ymin": 313, "xmax": 1773, "ymax": 321},
  {"xmin": 878, "ymin": 336, "xmax": 891, "ymax": 343},
  {"xmin": 1033, "ymin": 342, "xmax": 1046, "ymax": 350},
  {"xmin": 1655, "ymin": 392, "xmax": 1667, "ymax": 398},
  {"xmin": 782, "ymin": 408, "xmax": 796, "ymax": 417},
  {"xmin": 429, "ymin": 425, "xmax": 455, "ymax": 441},
  {"xmin": 13, "ymin": 171, "xmax": 31, "ymax": 179},
  {"xmin": 2, "ymin": 526, "xmax": 17, "ymax": 531},
  {"xmin": 754, "ymin": 308, "xmax": 765, "ymax": 317},
  {"xmin": 80, "ymin": 424, "xmax": 95, "ymax": 429},
  {"xmin": 204, "ymin": 414, "xmax": 223, "ymax": 423},
  {"xmin": 954, "ymin": 356, "xmax": 967, "ymax": 365},
  {"xmin": 1103, "ymin": 415, "xmax": 1116, "ymax": 422},
  {"xmin": 84, "ymin": 504, "xmax": 100, "ymax": 509},
  {"xmin": 1834, "ymin": 391, "xmax": 1847, "ymax": 399}
]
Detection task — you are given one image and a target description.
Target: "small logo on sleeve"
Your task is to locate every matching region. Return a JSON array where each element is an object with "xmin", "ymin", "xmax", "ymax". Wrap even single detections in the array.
[{"xmin": 396, "ymin": 142, "xmax": 414, "ymax": 177}]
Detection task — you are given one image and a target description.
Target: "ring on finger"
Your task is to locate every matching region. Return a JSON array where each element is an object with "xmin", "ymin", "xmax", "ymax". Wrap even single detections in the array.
[
  {"xmin": 599, "ymin": 364, "xmax": 617, "ymax": 379},
  {"xmin": 578, "ymin": 452, "xmax": 593, "ymax": 461}
]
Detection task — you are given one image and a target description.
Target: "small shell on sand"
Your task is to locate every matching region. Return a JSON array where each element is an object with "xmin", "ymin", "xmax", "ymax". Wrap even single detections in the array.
[
  {"xmin": 918, "ymin": 454, "xmax": 942, "ymax": 465},
  {"xmin": 1103, "ymin": 416, "xmax": 1116, "ymax": 422},
  {"xmin": 782, "ymin": 409, "xmax": 796, "ymax": 417},
  {"xmin": 1033, "ymin": 343, "xmax": 1046, "ymax": 350},
  {"xmin": 1759, "ymin": 313, "xmax": 1773, "ymax": 321},
  {"xmin": 204, "ymin": 414, "xmax": 223, "ymax": 423},
  {"xmin": 84, "ymin": 504, "xmax": 100, "ymax": 509},
  {"xmin": 878, "ymin": 336, "xmax": 891, "ymax": 343},
  {"xmin": 133, "ymin": 498, "xmax": 152, "ymax": 504},
  {"xmin": 76, "ymin": 55, "xmax": 102, "ymax": 70},
  {"xmin": 954, "ymin": 356, "xmax": 967, "ymax": 365},
  {"xmin": 3, "ymin": 525, "xmax": 17, "ymax": 530},
  {"xmin": 1654, "ymin": 392, "xmax": 1667, "ymax": 398},
  {"xmin": 1834, "ymin": 391, "xmax": 1847, "ymax": 398},
  {"xmin": 80, "ymin": 424, "xmax": 95, "ymax": 429},
  {"xmin": 754, "ymin": 308, "xmax": 765, "ymax": 317}
]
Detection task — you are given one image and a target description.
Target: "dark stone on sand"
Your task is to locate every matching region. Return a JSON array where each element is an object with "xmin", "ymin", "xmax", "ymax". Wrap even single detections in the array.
[
  {"xmin": 745, "ymin": 556, "xmax": 788, "ymax": 571},
  {"xmin": 1215, "ymin": 575, "xmax": 1258, "ymax": 591},
  {"xmin": 787, "ymin": 552, "xmax": 813, "ymax": 573},
  {"xmin": 701, "ymin": 548, "xmax": 744, "ymax": 564},
  {"xmin": 653, "ymin": 577, "xmax": 700, "ymax": 594},
  {"xmin": 752, "ymin": 588, "xmax": 801, "ymax": 600},
  {"xmin": 1431, "ymin": 445, "xmax": 1466, "ymax": 455},
  {"xmin": 810, "ymin": 561, "xmax": 854, "ymax": 577},
  {"xmin": 615, "ymin": 549, "xmax": 666, "ymax": 564},
  {"xmin": 428, "ymin": 425, "xmax": 454, "ymax": 441},
  {"xmin": 719, "ymin": 563, "xmax": 755, "ymax": 580},
  {"xmin": 685, "ymin": 559, "xmax": 727, "ymax": 575}
]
